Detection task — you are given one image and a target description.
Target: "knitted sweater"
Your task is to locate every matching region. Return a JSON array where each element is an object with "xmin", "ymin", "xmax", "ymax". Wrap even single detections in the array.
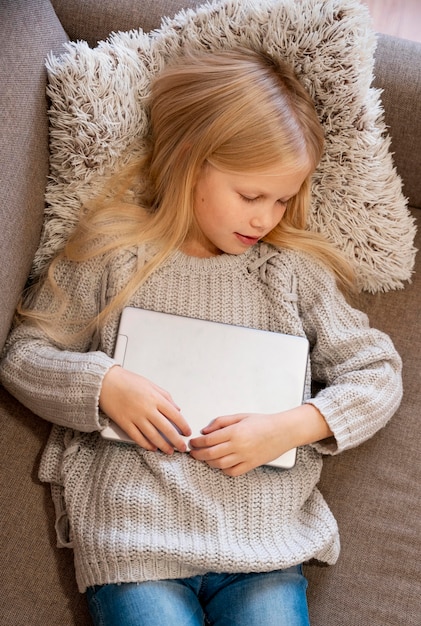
[{"xmin": 0, "ymin": 242, "xmax": 402, "ymax": 593}]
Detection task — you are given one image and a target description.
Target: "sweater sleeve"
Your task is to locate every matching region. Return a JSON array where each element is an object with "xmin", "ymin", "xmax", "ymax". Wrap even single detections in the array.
[
  {"xmin": 0, "ymin": 256, "xmax": 116, "ymax": 432},
  {"xmin": 295, "ymin": 254, "xmax": 403, "ymax": 455}
]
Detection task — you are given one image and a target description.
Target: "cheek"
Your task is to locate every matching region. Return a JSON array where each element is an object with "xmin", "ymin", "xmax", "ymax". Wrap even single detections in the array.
[
  {"xmin": 192, "ymin": 189, "xmax": 207, "ymax": 221},
  {"xmin": 273, "ymin": 205, "xmax": 287, "ymax": 226},
  {"xmin": 194, "ymin": 196, "xmax": 214, "ymax": 233}
]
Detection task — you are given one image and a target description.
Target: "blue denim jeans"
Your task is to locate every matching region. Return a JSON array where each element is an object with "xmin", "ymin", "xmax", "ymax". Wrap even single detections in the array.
[{"xmin": 86, "ymin": 566, "xmax": 309, "ymax": 625}]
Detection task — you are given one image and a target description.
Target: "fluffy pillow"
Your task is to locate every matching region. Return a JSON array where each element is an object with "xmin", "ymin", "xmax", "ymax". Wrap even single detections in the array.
[{"xmin": 36, "ymin": 0, "xmax": 416, "ymax": 292}]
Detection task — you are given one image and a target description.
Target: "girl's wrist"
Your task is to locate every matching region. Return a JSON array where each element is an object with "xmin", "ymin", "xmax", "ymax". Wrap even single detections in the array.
[{"xmin": 276, "ymin": 403, "xmax": 333, "ymax": 450}]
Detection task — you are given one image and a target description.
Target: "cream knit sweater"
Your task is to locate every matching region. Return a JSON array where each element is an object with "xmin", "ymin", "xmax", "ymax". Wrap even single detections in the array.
[{"xmin": 0, "ymin": 242, "xmax": 402, "ymax": 593}]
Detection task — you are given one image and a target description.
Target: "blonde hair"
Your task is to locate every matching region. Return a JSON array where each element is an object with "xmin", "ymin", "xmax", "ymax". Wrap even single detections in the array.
[{"xmin": 20, "ymin": 48, "xmax": 355, "ymax": 340}]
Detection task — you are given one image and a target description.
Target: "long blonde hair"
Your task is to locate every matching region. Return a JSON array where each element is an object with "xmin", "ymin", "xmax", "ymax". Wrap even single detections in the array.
[{"xmin": 20, "ymin": 48, "xmax": 355, "ymax": 339}]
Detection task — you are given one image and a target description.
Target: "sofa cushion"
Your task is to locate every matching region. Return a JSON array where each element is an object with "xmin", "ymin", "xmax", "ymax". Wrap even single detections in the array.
[
  {"xmin": 33, "ymin": 0, "xmax": 416, "ymax": 293},
  {"xmin": 0, "ymin": 0, "xmax": 68, "ymax": 353},
  {"xmin": 305, "ymin": 207, "xmax": 421, "ymax": 625},
  {"xmin": 0, "ymin": 385, "xmax": 91, "ymax": 625}
]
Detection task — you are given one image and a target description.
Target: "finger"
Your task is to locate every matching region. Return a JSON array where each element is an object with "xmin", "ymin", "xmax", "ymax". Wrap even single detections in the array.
[
  {"xmin": 202, "ymin": 452, "xmax": 240, "ymax": 471},
  {"xmin": 189, "ymin": 446, "xmax": 253, "ymax": 477},
  {"xmin": 189, "ymin": 440, "xmax": 233, "ymax": 462},
  {"xmin": 201, "ymin": 414, "xmax": 245, "ymax": 434},
  {"xmin": 189, "ymin": 426, "xmax": 232, "ymax": 449},
  {"xmin": 134, "ymin": 414, "xmax": 184, "ymax": 454},
  {"xmin": 155, "ymin": 416, "xmax": 189, "ymax": 453},
  {"xmin": 222, "ymin": 463, "xmax": 250, "ymax": 478},
  {"xmin": 121, "ymin": 423, "xmax": 158, "ymax": 452},
  {"xmin": 201, "ymin": 454, "xmax": 252, "ymax": 477},
  {"xmin": 156, "ymin": 398, "xmax": 191, "ymax": 438},
  {"xmin": 137, "ymin": 403, "xmax": 192, "ymax": 454}
]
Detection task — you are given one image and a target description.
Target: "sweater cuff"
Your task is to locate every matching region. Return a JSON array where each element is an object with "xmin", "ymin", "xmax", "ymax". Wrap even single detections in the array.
[
  {"xmin": 79, "ymin": 352, "xmax": 117, "ymax": 431},
  {"xmin": 304, "ymin": 397, "xmax": 352, "ymax": 455}
]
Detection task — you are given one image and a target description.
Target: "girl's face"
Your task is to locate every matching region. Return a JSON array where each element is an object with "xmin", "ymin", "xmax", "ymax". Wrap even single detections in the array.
[{"xmin": 184, "ymin": 161, "xmax": 311, "ymax": 257}]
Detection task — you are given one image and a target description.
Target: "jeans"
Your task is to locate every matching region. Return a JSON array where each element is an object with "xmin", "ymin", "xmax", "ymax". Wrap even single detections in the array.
[{"xmin": 86, "ymin": 566, "xmax": 309, "ymax": 626}]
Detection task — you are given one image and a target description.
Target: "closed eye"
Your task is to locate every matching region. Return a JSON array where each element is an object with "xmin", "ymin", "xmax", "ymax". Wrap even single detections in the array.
[
  {"xmin": 240, "ymin": 194, "xmax": 260, "ymax": 203},
  {"xmin": 240, "ymin": 194, "xmax": 289, "ymax": 207}
]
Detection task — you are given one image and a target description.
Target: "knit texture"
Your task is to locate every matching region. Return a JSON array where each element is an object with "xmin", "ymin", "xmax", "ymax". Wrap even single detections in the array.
[
  {"xmin": 32, "ymin": 0, "xmax": 416, "ymax": 292},
  {"xmin": 0, "ymin": 243, "xmax": 402, "ymax": 592}
]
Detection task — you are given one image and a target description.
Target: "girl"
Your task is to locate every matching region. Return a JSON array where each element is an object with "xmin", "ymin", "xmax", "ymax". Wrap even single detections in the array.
[{"xmin": 0, "ymin": 48, "xmax": 402, "ymax": 625}]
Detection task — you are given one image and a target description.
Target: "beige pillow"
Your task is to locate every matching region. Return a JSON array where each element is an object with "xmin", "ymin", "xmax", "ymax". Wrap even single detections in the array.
[{"xmin": 36, "ymin": 0, "xmax": 416, "ymax": 292}]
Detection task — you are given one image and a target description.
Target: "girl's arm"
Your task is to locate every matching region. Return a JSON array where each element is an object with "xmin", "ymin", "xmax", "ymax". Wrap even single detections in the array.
[
  {"xmin": 297, "ymin": 254, "xmax": 402, "ymax": 456},
  {"xmin": 189, "ymin": 403, "xmax": 332, "ymax": 476},
  {"xmin": 0, "ymin": 253, "xmax": 192, "ymax": 452},
  {"xmin": 190, "ymin": 252, "xmax": 402, "ymax": 475},
  {"xmin": 0, "ymin": 255, "xmax": 116, "ymax": 432}
]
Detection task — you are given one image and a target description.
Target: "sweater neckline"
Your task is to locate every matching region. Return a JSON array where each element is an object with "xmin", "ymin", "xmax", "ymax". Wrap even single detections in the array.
[{"xmin": 168, "ymin": 246, "xmax": 257, "ymax": 272}]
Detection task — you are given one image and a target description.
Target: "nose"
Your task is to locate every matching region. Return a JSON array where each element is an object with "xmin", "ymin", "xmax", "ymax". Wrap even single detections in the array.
[
  {"xmin": 249, "ymin": 217, "xmax": 267, "ymax": 231},
  {"xmin": 250, "ymin": 201, "xmax": 287, "ymax": 232},
  {"xmin": 249, "ymin": 204, "xmax": 275, "ymax": 231}
]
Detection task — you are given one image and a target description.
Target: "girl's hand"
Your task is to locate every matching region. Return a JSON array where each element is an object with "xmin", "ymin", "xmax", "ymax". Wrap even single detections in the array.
[
  {"xmin": 189, "ymin": 413, "xmax": 291, "ymax": 476},
  {"xmin": 99, "ymin": 365, "xmax": 191, "ymax": 454},
  {"xmin": 189, "ymin": 404, "xmax": 333, "ymax": 477}
]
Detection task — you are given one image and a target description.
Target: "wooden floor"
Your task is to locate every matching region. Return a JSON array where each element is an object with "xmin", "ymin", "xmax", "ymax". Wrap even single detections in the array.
[{"xmin": 361, "ymin": 0, "xmax": 421, "ymax": 43}]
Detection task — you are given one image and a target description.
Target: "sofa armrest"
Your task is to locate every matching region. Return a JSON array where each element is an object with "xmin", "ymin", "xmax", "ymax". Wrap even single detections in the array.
[
  {"xmin": 0, "ymin": 0, "xmax": 68, "ymax": 353},
  {"xmin": 373, "ymin": 34, "xmax": 421, "ymax": 209}
]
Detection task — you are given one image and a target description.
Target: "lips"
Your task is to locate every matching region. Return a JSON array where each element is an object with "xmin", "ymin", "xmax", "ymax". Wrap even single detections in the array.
[{"xmin": 235, "ymin": 233, "xmax": 260, "ymax": 246}]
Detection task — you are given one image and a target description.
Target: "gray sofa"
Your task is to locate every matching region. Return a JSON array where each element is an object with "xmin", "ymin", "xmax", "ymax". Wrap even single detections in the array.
[{"xmin": 1, "ymin": 1, "xmax": 420, "ymax": 624}]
